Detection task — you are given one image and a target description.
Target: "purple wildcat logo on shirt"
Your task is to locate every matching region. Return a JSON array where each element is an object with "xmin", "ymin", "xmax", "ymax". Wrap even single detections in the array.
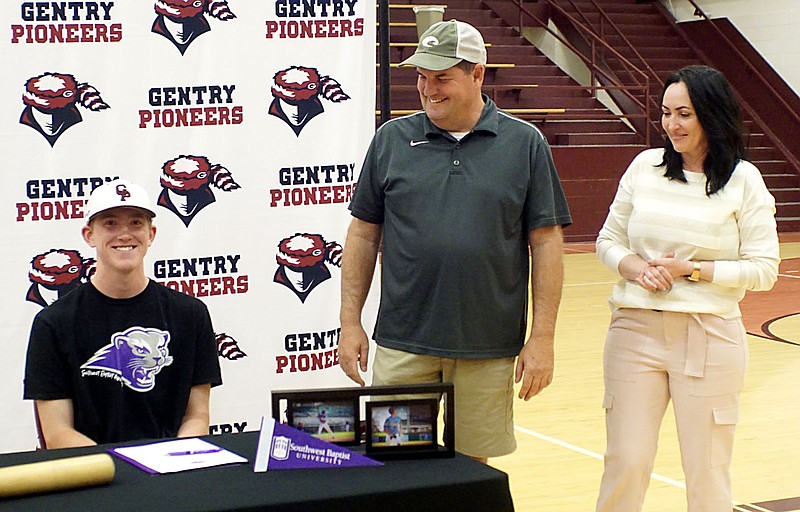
[{"xmin": 80, "ymin": 327, "xmax": 173, "ymax": 392}]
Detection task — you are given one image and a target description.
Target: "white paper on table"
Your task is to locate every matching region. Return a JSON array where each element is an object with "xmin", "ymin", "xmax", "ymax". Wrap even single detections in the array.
[{"xmin": 110, "ymin": 437, "xmax": 248, "ymax": 474}]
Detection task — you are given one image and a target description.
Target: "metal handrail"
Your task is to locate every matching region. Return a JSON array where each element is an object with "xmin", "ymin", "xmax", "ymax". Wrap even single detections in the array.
[
  {"xmin": 556, "ymin": 0, "xmax": 664, "ymax": 140},
  {"xmin": 512, "ymin": 0, "xmax": 649, "ymax": 92},
  {"xmin": 511, "ymin": 0, "xmax": 652, "ymax": 142},
  {"xmin": 576, "ymin": 0, "xmax": 661, "ymax": 87}
]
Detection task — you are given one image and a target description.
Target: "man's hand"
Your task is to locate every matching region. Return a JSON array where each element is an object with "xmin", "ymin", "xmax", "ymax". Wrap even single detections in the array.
[
  {"xmin": 514, "ymin": 339, "xmax": 554, "ymax": 401},
  {"xmin": 338, "ymin": 324, "xmax": 370, "ymax": 386}
]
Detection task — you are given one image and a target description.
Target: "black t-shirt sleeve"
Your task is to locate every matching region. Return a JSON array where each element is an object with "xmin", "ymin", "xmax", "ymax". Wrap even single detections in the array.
[
  {"xmin": 23, "ymin": 312, "xmax": 71, "ymax": 400},
  {"xmin": 192, "ymin": 302, "xmax": 222, "ymax": 388}
]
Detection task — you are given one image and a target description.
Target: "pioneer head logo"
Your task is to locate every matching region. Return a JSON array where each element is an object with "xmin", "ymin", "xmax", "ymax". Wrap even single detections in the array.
[
  {"xmin": 152, "ymin": 0, "xmax": 236, "ymax": 55},
  {"xmin": 157, "ymin": 154, "xmax": 241, "ymax": 226},
  {"xmin": 20, "ymin": 72, "xmax": 109, "ymax": 146},
  {"xmin": 269, "ymin": 66, "xmax": 350, "ymax": 136},
  {"xmin": 274, "ymin": 233, "xmax": 342, "ymax": 302},
  {"xmin": 26, "ymin": 249, "xmax": 96, "ymax": 307}
]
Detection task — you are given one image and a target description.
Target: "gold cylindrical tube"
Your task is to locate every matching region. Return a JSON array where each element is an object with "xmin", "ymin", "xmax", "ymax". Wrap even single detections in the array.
[{"xmin": 0, "ymin": 453, "xmax": 115, "ymax": 498}]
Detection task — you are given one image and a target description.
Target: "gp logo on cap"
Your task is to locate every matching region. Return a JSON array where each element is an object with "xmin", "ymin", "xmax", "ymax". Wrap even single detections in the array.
[{"xmin": 116, "ymin": 184, "xmax": 132, "ymax": 202}]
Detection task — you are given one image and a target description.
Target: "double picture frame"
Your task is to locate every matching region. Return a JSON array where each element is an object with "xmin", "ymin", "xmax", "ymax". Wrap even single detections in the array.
[{"xmin": 271, "ymin": 383, "xmax": 455, "ymax": 460}]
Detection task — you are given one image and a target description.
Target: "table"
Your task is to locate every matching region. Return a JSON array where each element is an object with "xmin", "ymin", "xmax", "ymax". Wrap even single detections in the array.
[{"xmin": 0, "ymin": 432, "xmax": 514, "ymax": 512}]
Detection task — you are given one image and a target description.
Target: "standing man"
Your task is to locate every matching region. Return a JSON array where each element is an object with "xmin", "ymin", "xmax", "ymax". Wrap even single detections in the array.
[
  {"xmin": 339, "ymin": 20, "xmax": 571, "ymax": 461},
  {"xmin": 24, "ymin": 179, "xmax": 222, "ymax": 449}
]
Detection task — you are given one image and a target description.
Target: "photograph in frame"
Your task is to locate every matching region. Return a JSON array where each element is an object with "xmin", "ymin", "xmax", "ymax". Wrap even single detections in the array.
[
  {"xmin": 287, "ymin": 398, "xmax": 359, "ymax": 446},
  {"xmin": 366, "ymin": 399, "xmax": 438, "ymax": 455}
]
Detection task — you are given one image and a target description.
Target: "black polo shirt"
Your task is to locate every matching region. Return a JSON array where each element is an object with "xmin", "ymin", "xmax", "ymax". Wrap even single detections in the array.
[{"xmin": 350, "ymin": 97, "xmax": 572, "ymax": 358}]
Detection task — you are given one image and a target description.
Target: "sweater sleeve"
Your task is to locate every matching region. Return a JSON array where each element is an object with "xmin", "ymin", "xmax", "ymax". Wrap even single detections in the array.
[
  {"xmin": 712, "ymin": 164, "xmax": 780, "ymax": 291},
  {"xmin": 596, "ymin": 161, "xmax": 637, "ymax": 275}
]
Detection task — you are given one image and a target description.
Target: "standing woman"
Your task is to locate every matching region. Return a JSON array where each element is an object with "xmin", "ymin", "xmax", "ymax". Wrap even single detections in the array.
[{"xmin": 595, "ymin": 65, "xmax": 780, "ymax": 511}]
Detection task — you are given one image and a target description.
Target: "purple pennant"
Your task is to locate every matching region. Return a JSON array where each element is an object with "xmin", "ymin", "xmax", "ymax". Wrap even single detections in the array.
[{"xmin": 254, "ymin": 417, "xmax": 382, "ymax": 471}]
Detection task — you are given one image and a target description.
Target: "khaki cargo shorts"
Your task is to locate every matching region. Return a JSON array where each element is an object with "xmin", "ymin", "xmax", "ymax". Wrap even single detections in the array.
[{"xmin": 372, "ymin": 345, "xmax": 517, "ymax": 459}]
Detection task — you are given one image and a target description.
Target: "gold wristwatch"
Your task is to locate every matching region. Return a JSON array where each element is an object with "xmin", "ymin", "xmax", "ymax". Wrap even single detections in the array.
[{"xmin": 687, "ymin": 261, "xmax": 701, "ymax": 282}]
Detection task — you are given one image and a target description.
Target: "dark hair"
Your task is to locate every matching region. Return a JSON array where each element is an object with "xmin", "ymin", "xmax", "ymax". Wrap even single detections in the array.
[
  {"xmin": 659, "ymin": 65, "xmax": 746, "ymax": 196},
  {"xmin": 455, "ymin": 60, "xmax": 477, "ymax": 75}
]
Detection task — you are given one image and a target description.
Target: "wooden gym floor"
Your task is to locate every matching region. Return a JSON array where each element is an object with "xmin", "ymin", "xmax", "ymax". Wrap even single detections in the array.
[{"xmin": 489, "ymin": 236, "xmax": 800, "ymax": 512}]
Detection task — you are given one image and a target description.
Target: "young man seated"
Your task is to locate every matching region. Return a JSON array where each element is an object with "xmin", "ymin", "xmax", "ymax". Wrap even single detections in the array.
[{"xmin": 23, "ymin": 179, "xmax": 222, "ymax": 448}]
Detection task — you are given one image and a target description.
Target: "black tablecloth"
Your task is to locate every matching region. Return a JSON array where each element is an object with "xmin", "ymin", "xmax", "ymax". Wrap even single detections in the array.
[{"xmin": 0, "ymin": 432, "xmax": 514, "ymax": 512}]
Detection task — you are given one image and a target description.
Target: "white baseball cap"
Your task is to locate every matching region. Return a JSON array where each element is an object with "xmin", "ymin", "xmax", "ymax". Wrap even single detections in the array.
[
  {"xmin": 398, "ymin": 19, "xmax": 487, "ymax": 71},
  {"xmin": 85, "ymin": 179, "xmax": 156, "ymax": 223}
]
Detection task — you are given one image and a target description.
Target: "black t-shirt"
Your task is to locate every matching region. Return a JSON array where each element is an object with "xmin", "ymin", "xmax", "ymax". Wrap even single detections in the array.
[{"xmin": 24, "ymin": 280, "xmax": 222, "ymax": 444}]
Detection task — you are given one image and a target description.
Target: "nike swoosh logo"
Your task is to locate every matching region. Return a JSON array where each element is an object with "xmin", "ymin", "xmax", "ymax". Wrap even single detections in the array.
[{"xmin": 409, "ymin": 140, "xmax": 429, "ymax": 147}]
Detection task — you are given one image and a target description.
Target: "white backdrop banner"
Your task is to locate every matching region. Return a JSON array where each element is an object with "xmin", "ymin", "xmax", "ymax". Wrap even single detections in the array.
[{"xmin": 0, "ymin": 0, "xmax": 377, "ymax": 453}]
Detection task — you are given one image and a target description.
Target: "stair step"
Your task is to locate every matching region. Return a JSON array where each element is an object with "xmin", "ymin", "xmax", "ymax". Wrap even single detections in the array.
[
  {"xmin": 537, "ymin": 119, "xmax": 635, "ymax": 133},
  {"xmin": 522, "ymin": 76, "xmax": 580, "ymax": 86},
  {"xmin": 762, "ymin": 173, "xmax": 799, "ymax": 189},
  {"xmin": 470, "ymin": 26, "xmax": 520, "ymax": 39},
  {"xmin": 756, "ymin": 161, "xmax": 794, "ymax": 173},
  {"xmin": 609, "ymin": 23, "xmax": 675, "ymax": 37},
  {"xmin": 777, "ymin": 202, "xmax": 800, "ymax": 217},
  {"xmin": 615, "ymin": 46, "xmax": 697, "ymax": 61},
  {"xmin": 444, "ymin": 8, "xmax": 505, "ymax": 22},
  {"xmin": 776, "ymin": 217, "xmax": 800, "ymax": 232},
  {"xmin": 554, "ymin": 132, "xmax": 643, "ymax": 145},
  {"xmin": 603, "ymin": 34, "xmax": 685, "ymax": 48},
  {"xmin": 564, "ymin": 11, "xmax": 664, "ymax": 26},
  {"xmin": 487, "ymin": 45, "xmax": 549, "ymax": 61},
  {"xmin": 748, "ymin": 147, "xmax": 788, "ymax": 161},
  {"xmin": 746, "ymin": 133, "xmax": 769, "ymax": 145},
  {"xmin": 486, "ymin": 63, "xmax": 568, "ymax": 77},
  {"xmin": 770, "ymin": 188, "xmax": 800, "ymax": 202},
  {"xmin": 492, "ymin": 86, "xmax": 596, "ymax": 99},
  {"xmin": 604, "ymin": 56, "xmax": 695, "ymax": 72},
  {"xmin": 568, "ymin": 1, "xmax": 656, "ymax": 14}
]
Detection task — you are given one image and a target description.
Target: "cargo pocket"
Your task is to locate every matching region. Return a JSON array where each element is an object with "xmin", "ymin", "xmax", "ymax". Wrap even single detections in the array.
[{"xmin": 710, "ymin": 403, "xmax": 739, "ymax": 467}]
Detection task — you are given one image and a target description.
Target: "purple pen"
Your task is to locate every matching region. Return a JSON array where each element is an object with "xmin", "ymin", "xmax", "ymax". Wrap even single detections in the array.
[{"xmin": 166, "ymin": 448, "xmax": 223, "ymax": 456}]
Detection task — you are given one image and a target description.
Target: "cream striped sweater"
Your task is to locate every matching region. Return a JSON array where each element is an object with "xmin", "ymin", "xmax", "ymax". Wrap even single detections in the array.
[{"xmin": 596, "ymin": 148, "xmax": 780, "ymax": 318}]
